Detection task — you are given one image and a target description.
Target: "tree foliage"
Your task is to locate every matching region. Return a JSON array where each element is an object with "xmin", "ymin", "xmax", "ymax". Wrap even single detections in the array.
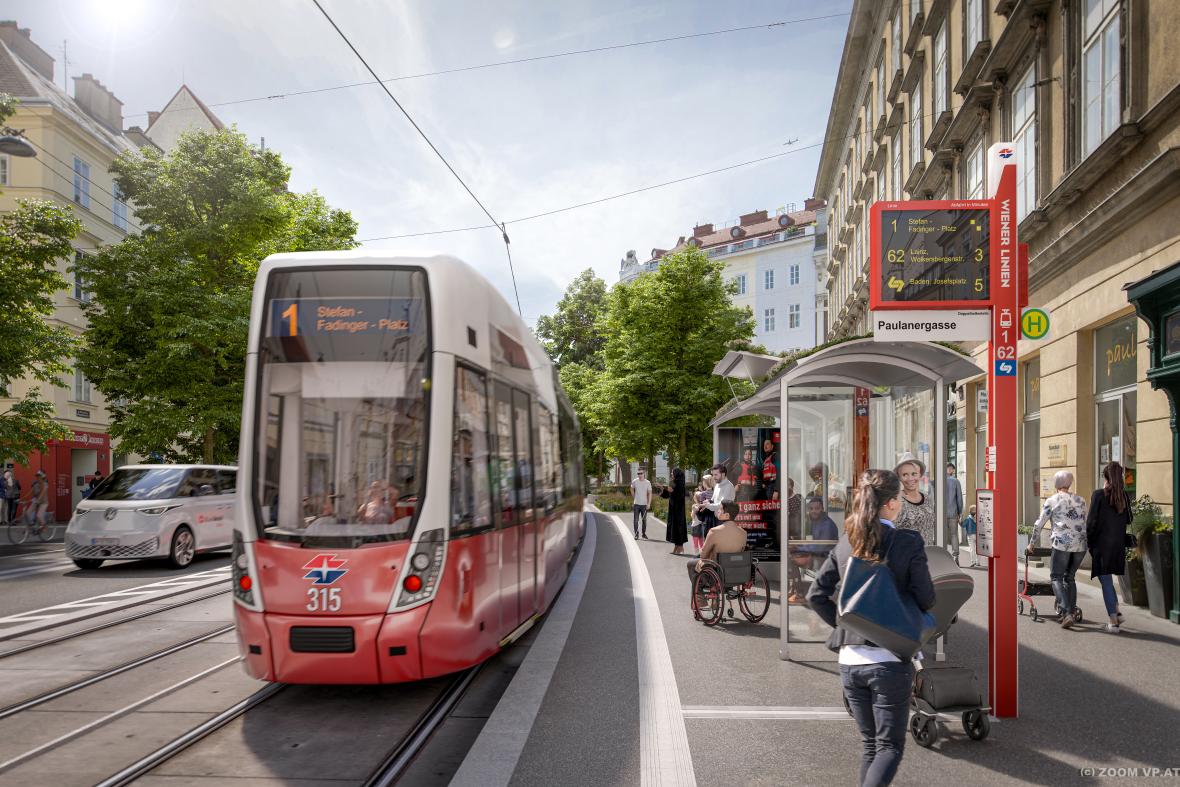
[
  {"xmin": 77, "ymin": 128, "xmax": 358, "ymax": 463},
  {"xmin": 591, "ymin": 246, "xmax": 754, "ymax": 472},
  {"xmin": 0, "ymin": 94, "xmax": 81, "ymax": 463}
]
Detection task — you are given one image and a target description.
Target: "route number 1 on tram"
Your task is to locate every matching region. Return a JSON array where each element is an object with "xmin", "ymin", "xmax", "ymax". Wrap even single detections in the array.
[
  {"xmin": 307, "ymin": 587, "xmax": 342, "ymax": 612},
  {"xmin": 281, "ymin": 303, "xmax": 298, "ymax": 336}
]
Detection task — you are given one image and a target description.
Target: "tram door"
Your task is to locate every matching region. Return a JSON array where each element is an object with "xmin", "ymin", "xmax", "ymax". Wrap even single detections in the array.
[
  {"xmin": 493, "ymin": 383, "xmax": 520, "ymax": 636},
  {"xmin": 512, "ymin": 390, "xmax": 537, "ymax": 621}
]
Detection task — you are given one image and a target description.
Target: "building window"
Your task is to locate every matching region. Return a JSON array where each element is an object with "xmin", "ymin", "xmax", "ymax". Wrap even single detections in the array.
[
  {"xmin": 892, "ymin": 12, "xmax": 902, "ymax": 75},
  {"xmin": 911, "ymin": 0, "xmax": 922, "ymax": 25},
  {"xmin": 789, "ymin": 265, "xmax": 800, "ymax": 286},
  {"xmin": 1094, "ymin": 315, "xmax": 1137, "ymax": 491},
  {"xmin": 73, "ymin": 250, "xmax": 92, "ymax": 303},
  {"xmin": 891, "ymin": 130, "xmax": 903, "ymax": 199},
  {"xmin": 1083, "ymin": 0, "xmax": 1121, "ymax": 157},
  {"xmin": 0, "ymin": 154, "xmax": 9, "ymax": 186},
  {"xmin": 73, "ymin": 156, "xmax": 90, "ymax": 208},
  {"xmin": 1012, "ymin": 64, "xmax": 1037, "ymax": 221},
  {"xmin": 933, "ymin": 21, "xmax": 948, "ymax": 119},
  {"xmin": 74, "ymin": 367, "xmax": 91, "ymax": 404},
  {"xmin": 112, "ymin": 183, "xmax": 129, "ymax": 231},
  {"xmin": 909, "ymin": 83, "xmax": 923, "ymax": 179},
  {"xmin": 733, "ymin": 274, "xmax": 747, "ymax": 296},
  {"xmin": 875, "ymin": 59, "xmax": 885, "ymax": 121},
  {"xmin": 764, "ymin": 269, "xmax": 775, "ymax": 290},
  {"xmin": 789, "ymin": 304, "xmax": 801, "ymax": 329},
  {"xmin": 965, "ymin": 136, "xmax": 984, "ymax": 199},
  {"xmin": 965, "ymin": 0, "xmax": 984, "ymax": 54},
  {"xmin": 764, "ymin": 308, "xmax": 776, "ymax": 333}
]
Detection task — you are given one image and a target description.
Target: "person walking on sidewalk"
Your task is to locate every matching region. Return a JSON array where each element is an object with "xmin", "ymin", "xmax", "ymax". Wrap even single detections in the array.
[
  {"xmin": 1087, "ymin": 462, "xmax": 1133, "ymax": 634},
  {"xmin": 690, "ymin": 474, "xmax": 716, "ymax": 556},
  {"xmin": 961, "ymin": 505, "xmax": 979, "ymax": 566},
  {"xmin": 631, "ymin": 468, "xmax": 652, "ymax": 540},
  {"xmin": 664, "ymin": 467, "xmax": 688, "ymax": 555},
  {"xmin": 3, "ymin": 470, "xmax": 19, "ymax": 525},
  {"xmin": 945, "ymin": 463, "xmax": 964, "ymax": 562},
  {"xmin": 1032, "ymin": 470, "xmax": 1088, "ymax": 628},
  {"xmin": 808, "ymin": 469, "xmax": 935, "ymax": 787}
]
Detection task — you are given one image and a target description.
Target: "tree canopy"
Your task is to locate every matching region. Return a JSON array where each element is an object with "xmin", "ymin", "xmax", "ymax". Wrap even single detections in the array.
[
  {"xmin": 0, "ymin": 94, "xmax": 81, "ymax": 464},
  {"xmin": 77, "ymin": 128, "xmax": 358, "ymax": 463}
]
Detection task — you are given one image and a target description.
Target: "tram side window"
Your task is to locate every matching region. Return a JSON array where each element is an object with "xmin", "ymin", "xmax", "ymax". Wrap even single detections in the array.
[
  {"xmin": 452, "ymin": 366, "xmax": 492, "ymax": 535},
  {"xmin": 492, "ymin": 382, "xmax": 517, "ymax": 527},
  {"xmin": 557, "ymin": 399, "xmax": 578, "ymax": 500},
  {"xmin": 537, "ymin": 405, "xmax": 558, "ymax": 513}
]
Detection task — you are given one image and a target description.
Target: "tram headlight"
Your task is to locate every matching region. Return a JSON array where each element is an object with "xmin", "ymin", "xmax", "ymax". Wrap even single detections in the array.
[
  {"xmin": 397, "ymin": 530, "xmax": 445, "ymax": 607},
  {"xmin": 231, "ymin": 531, "xmax": 256, "ymax": 607},
  {"xmin": 411, "ymin": 552, "xmax": 431, "ymax": 571}
]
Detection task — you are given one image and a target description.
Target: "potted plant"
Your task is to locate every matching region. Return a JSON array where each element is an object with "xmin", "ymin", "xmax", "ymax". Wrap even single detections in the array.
[
  {"xmin": 1118, "ymin": 547, "xmax": 1150, "ymax": 607},
  {"xmin": 1131, "ymin": 496, "xmax": 1175, "ymax": 619}
]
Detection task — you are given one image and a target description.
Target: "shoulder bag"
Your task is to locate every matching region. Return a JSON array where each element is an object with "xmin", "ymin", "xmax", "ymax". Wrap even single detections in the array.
[{"xmin": 837, "ymin": 531, "xmax": 935, "ymax": 660}]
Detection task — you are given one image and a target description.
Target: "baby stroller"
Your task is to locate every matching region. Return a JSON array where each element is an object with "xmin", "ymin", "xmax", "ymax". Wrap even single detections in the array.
[{"xmin": 1018, "ymin": 545, "xmax": 1082, "ymax": 623}]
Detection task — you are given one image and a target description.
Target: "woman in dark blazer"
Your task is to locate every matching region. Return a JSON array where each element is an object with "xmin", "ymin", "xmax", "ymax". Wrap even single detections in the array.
[
  {"xmin": 808, "ymin": 469, "xmax": 935, "ymax": 787},
  {"xmin": 1087, "ymin": 461, "xmax": 1132, "ymax": 633},
  {"xmin": 664, "ymin": 468, "xmax": 688, "ymax": 555}
]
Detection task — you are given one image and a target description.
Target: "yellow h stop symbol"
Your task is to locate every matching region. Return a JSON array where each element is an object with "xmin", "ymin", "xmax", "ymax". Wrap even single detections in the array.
[{"xmin": 1021, "ymin": 307, "xmax": 1050, "ymax": 340}]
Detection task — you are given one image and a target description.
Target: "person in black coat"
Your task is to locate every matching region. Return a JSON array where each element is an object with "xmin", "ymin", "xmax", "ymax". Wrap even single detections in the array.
[
  {"xmin": 663, "ymin": 468, "xmax": 688, "ymax": 555},
  {"xmin": 1087, "ymin": 461, "xmax": 1133, "ymax": 634},
  {"xmin": 808, "ymin": 469, "xmax": 935, "ymax": 787}
]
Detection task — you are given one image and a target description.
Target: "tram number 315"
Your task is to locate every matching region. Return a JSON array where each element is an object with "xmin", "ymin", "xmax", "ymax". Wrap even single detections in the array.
[{"xmin": 307, "ymin": 587, "xmax": 342, "ymax": 612}]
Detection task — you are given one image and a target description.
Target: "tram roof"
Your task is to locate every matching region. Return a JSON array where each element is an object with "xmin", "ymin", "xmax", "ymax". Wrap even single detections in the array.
[{"xmin": 709, "ymin": 339, "xmax": 983, "ymax": 425}]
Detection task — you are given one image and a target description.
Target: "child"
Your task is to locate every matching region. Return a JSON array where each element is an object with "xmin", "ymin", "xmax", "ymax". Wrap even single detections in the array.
[
  {"xmin": 690, "ymin": 475, "xmax": 716, "ymax": 556},
  {"xmin": 961, "ymin": 504, "xmax": 978, "ymax": 567}
]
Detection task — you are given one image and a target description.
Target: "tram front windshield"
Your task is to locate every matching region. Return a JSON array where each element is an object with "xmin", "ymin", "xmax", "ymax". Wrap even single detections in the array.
[{"xmin": 253, "ymin": 267, "xmax": 429, "ymax": 547}]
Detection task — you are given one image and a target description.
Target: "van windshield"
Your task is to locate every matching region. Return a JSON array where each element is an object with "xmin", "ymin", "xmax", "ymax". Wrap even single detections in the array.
[
  {"xmin": 89, "ymin": 468, "xmax": 186, "ymax": 501},
  {"xmin": 252, "ymin": 267, "xmax": 430, "ymax": 547}
]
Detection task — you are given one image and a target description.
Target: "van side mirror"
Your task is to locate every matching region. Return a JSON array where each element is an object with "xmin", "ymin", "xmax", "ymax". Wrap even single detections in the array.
[{"xmin": 197, "ymin": 484, "xmax": 216, "ymax": 497}]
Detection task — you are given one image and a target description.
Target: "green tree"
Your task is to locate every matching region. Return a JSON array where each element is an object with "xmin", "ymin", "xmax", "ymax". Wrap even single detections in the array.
[
  {"xmin": 535, "ymin": 268, "xmax": 612, "ymax": 482},
  {"xmin": 594, "ymin": 246, "xmax": 754, "ymax": 473},
  {"xmin": 0, "ymin": 94, "xmax": 82, "ymax": 464},
  {"xmin": 77, "ymin": 128, "xmax": 357, "ymax": 463}
]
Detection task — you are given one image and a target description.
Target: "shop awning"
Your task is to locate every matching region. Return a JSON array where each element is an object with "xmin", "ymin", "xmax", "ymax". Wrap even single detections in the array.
[{"xmin": 710, "ymin": 339, "xmax": 983, "ymax": 426}]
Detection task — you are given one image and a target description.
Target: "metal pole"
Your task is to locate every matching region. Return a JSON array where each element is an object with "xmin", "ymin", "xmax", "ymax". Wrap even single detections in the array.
[
  {"xmin": 780, "ymin": 376, "xmax": 790, "ymax": 660},
  {"xmin": 934, "ymin": 377, "xmax": 947, "ymax": 663}
]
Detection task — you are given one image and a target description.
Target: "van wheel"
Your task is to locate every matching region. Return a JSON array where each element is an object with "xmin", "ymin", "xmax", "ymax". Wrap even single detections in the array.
[
  {"xmin": 168, "ymin": 526, "xmax": 196, "ymax": 569},
  {"xmin": 72, "ymin": 558, "xmax": 104, "ymax": 570}
]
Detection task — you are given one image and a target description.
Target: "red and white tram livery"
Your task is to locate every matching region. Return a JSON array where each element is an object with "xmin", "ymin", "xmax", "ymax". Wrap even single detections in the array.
[{"xmin": 232, "ymin": 252, "xmax": 584, "ymax": 683}]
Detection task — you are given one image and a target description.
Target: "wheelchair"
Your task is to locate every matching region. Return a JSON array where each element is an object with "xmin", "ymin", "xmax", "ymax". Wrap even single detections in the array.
[{"xmin": 691, "ymin": 551, "xmax": 771, "ymax": 626}]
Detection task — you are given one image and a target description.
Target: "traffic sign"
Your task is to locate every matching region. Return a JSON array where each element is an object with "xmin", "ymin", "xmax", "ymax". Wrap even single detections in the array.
[
  {"xmin": 869, "ymin": 199, "xmax": 992, "ymax": 310},
  {"xmin": 1021, "ymin": 307, "xmax": 1050, "ymax": 340}
]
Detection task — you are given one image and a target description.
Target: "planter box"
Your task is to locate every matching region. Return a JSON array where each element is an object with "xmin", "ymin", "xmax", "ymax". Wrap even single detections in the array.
[
  {"xmin": 1016, "ymin": 534, "xmax": 1029, "ymax": 556},
  {"xmin": 1142, "ymin": 531, "xmax": 1175, "ymax": 620},
  {"xmin": 1117, "ymin": 557, "xmax": 1150, "ymax": 607}
]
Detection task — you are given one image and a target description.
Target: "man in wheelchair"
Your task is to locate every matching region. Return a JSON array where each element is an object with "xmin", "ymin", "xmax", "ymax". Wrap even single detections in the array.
[{"xmin": 689, "ymin": 501, "xmax": 772, "ymax": 624}]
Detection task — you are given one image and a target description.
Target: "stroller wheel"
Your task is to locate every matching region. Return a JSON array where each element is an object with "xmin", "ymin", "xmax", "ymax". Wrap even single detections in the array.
[
  {"xmin": 1073, "ymin": 607, "xmax": 1083, "ymax": 623},
  {"xmin": 962, "ymin": 710, "xmax": 991, "ymax": 741},
  {"xmin": 910, "ymin": 714, "xmax": 939, "ymax": 748},
  {"xmin": 1030, "ymin": 606, "xmax": 1039, "ymax": 622},
  {"xmin": 1018, "ymin": 599, "xmax": 1024, "ymax": 616}
]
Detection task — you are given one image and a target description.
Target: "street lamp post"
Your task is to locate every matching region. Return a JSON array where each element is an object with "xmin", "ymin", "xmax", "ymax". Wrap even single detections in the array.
[{"xmin": 0, "ymin": 128, "xmax": 37, "ymax": 158}]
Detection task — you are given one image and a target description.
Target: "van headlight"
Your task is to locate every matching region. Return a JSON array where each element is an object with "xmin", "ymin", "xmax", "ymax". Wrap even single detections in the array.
[{"xmin": 140, "ymin": 505, "xmax": 178, "ymax": 515}]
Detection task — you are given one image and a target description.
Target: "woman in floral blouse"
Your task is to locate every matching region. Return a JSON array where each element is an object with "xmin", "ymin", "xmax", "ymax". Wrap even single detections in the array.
[{"xmin": 1033, "ymin": 470, "xmax": 1089, "ymax": 628}]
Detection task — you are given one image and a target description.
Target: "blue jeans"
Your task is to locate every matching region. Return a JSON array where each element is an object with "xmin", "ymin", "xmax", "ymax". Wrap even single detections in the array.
[
  {"xmin": 840, "ymin": 660, "xmax": 914, "ymax": 786},
  {"xmin": 632, "ymin": 505, "xmax": 648, "ymax": 535},
  {"xmin": 1050, "ymin": 549, "xmax": 1085, "ymax": 615},
  {"xmin": 1097, "ymin": 574, "xmax": 1120, "ymax": 617}
]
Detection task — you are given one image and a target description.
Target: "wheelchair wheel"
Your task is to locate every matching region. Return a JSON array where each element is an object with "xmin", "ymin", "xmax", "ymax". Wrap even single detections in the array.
[
  {"xmin": 739, "ymin": 565, "xmax": 771, "ymax": 622},
  {"xmin": 693, "ymin": 568, "xmax": 724, "ymax": 626}
]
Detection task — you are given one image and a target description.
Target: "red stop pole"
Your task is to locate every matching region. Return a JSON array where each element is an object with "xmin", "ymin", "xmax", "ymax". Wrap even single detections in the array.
[{"xmin": 987, "ymin": 145, "xmax": 1020, "ymax": 718}]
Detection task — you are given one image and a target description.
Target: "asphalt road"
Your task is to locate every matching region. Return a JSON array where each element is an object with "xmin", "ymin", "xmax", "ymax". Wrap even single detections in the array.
[{"xmin": 0, "ymin": 540, "xmax": 231, "ymax": 619}]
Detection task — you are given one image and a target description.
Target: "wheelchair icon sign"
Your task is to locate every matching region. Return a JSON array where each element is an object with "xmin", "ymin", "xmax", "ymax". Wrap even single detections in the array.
[{"xmin": 994, "ymin": 360, "xmax": 1016, "ymax": 376}]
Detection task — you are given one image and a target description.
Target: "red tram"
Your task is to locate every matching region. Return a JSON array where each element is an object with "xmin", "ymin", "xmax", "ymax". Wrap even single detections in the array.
[{"xmin": 231, "ymin": 253, "xmax": 584, "ymax": 683}]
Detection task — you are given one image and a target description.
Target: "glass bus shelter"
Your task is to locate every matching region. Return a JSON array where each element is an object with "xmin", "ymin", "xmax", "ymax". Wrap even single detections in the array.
[{"xmin": 710, "ymin": 340, "xmax": 983, "ymax": 661}]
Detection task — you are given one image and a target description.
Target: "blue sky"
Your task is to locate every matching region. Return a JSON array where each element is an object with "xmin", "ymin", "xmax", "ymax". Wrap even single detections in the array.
[{"xmin": 10, "ymin": 0, "xmax": 850, "ymax": 324}]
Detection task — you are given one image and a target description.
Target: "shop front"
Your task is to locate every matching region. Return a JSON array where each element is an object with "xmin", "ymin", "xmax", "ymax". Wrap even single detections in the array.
[{"xmin": 8, "ymin": 431, "xmax": 111, "ymax": 523}]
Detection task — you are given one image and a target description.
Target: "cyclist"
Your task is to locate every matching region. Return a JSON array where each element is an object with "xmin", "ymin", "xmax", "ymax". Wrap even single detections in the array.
[{"xmin": 27, "ymin": 470, "xmax": 50, "ymax": 531}]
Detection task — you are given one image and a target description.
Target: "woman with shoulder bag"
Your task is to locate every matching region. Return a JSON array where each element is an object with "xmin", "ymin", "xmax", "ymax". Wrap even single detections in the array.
[
  {"xmin": 807, "ymin": 469, "xmax": 936, "ymax": 787},
  {"xmin": 1087, "ymin": 462, "xmax": 1133, "ymax": 634}
]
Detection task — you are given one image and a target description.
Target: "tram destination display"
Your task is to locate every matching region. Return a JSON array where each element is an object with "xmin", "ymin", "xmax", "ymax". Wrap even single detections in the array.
[
  {"xmin": 870, "ymin": 200, "xmax": 992, "ymax": 309},
  {"xmin": 265, "ymin": 296, "xmax": 425, "ymax": 362}
]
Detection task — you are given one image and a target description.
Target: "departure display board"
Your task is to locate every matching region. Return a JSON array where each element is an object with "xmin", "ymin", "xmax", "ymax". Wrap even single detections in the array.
[{"xmin": 870, "ymin": 201, "xmax": 991, "ymax": 309}]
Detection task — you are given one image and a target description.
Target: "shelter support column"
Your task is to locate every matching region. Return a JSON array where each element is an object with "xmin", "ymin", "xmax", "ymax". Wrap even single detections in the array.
[{"xmin": 779, "ymin": 375, "xmax": 790, "ymax": 660}]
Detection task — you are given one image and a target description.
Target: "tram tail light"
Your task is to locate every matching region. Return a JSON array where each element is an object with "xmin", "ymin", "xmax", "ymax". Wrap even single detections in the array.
[
  {"xmin": 231, "ymin": 531, "xmax": 257, "ymax": 607},
  {"xmin": 396, "ymin": 530, "xmax": 445, "ymax": 607}
]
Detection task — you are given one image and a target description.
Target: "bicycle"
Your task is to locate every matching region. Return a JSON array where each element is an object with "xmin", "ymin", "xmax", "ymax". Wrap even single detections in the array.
[{"xmin": 8, "ymin": 502, "xmax": 55, "ymax": 544}]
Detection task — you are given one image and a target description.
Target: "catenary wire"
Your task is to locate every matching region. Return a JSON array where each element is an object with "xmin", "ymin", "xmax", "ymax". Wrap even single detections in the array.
[
  {"xmin": 309, "ymin": 0, "xmax": 523, "ymax": 314},
  {"xmin": 122, "ymin": 13, "xmax": 851, "ymax": 121},
  {"xmin": 354, "ymin": 97, "xmax": 981, "ymax": 243}
]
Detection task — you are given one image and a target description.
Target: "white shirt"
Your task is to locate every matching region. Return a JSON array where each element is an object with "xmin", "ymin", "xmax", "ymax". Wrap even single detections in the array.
[
  {"xmin": 704, "ymin": 478, "xmax": 735, "ymax": 513},
  {"xmin": 631, "ymin": 478, "xmax": 652, "ymax": 506},
  {"xmin": 839, "ymin": 517, "xmax": 903, "ymax": 665}
]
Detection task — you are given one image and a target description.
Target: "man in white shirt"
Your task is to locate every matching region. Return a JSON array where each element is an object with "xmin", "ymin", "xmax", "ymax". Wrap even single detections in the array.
[
  {"xmin": 630, "ymin": 469, "xmax": 653, "ymax": 539},
  {"xmin": 703, "ymin": 464, "xmax": 736, "ymax": 522}
]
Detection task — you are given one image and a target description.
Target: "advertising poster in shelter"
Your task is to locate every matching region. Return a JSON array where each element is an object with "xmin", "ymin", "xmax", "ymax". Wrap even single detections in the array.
[{"xmin": 716, "ymin": 427, "xmax": 784, "ymax": 559}]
